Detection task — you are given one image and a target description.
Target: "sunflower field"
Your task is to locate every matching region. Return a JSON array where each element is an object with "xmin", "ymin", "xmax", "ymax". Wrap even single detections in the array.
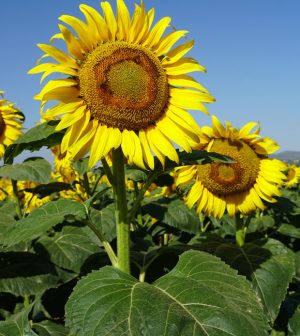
[{"xmin": 0, "ymin": 1, "xmax": 299, "ymax": 335}]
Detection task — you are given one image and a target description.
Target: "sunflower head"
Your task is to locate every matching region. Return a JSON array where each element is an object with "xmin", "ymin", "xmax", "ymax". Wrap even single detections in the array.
[
  {"xmin": 0, "ymin": 92, "xmax": 24, "ymax": 158},
  {"xmin": 284, "ymin": 164, "xmax": 300, "ymax": 188},
  {"xmin": 29, "ymin": 0, "xmax": 214, "ymax": 170},
  {"xmin": 176, "ymin": 116, "xmax": 286, "ymax": 218}
]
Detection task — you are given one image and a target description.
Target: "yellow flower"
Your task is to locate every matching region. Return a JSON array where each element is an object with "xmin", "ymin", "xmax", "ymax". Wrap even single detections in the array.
[
  {"xmin": 0, "ymin": 178, "xmax": 13, "ymax": 202},
  {"xmin": 0, "ymin": 92, "xmax": 24, "ymax": 158},
  {"xmin": 51, "ymin": 145, "xmax": 77, "ymax": 183},
  {"xmin": 29, "ymin": 0, "xmax": 214, "ymax": 170},
  {"xmin": 284, "ymin": 164, "xmax": 300, "ymax": 188},
  {"xmin": 176, "ymin": 116, "xmax": 286, "ymax": 218},
  {"xmin": 18, "ymin": 181, "xmax": 51, "ymax": 214}
]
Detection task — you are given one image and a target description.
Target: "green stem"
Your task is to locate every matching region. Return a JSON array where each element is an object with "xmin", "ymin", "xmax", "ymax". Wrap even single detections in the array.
[
  {"xmin": 85, "ymin": 218, "xmax": 118, "ymax": 267},
  {"xmin": 235, "ymin": 213, "xmax": 246, "ymax": 247},
  {"xmin": 11, "ymin": 179, "xmax": 22, "ymax": 220},
  {"xmin": 112, "ymin": 147, "xmax": 130, "ymax": 274},
  {"xmin": 90, "ymin": 173, "xmax": 103, "ymax": 196},
  {"xmin": 83, "ymin": 172, "xmax": 92, "ymax": 196},
  {"xmin": 128, "ymin": 172, "xmax": 158, "ymax": 223},
  {"xmin": 101, "ymin": 157, "xmax": 115, "ymax": 186}
]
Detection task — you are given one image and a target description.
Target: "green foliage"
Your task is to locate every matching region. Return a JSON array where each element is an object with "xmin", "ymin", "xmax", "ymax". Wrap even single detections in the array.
[
  {"xmin": 4, "ymin": 121, "xmax": 64, "ymax": 164},
  {"xmin": 0, "ymin": 158, "xmax": 51, "ymax": 183},
  {"xmin": 65, "ymin": 250, "xmax": 269, "ymax": 335},
  {"xmin": 0, "ymin": 127, "xmax": 299, "ymax": 335},
  {"xmin": 0, "ymin": 199, "xmax": 86, "ymax": 248}
]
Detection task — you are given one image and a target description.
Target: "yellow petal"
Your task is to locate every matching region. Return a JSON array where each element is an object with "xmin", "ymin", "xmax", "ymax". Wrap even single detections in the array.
[
  {"xmin": 153, "ymin": 30, "xmax": 188, "ymax": 56},
  {"xmin": 37, "ymin": 44, "xmax": 78, "ymax": 68},
  {"xmin": 55, "ymin": 105, "xmax": 86, "ymax": 131},
  {"xmin": 116, "ymin": 0, "xmax": 130, "ymax": 40},
  {"xmin": 139, "ymin": 130, "xmax": 154, "ymax": 170},
  {"xmin": 211, "ymin": 115, "xmax": 226, "ymax": 138},
  {"xmin": 167, "ymin": 74, "xmax": 209, "ymax": 93},
  {"xmin": 162, "ymin": 40, "xmax": 194, "ymax": 65},
  {"xmin": 59, "ymin": 15, "xmax": 93, "ymax": 51},
  {"xmin": 144, "ymin": 16, "xmax": 171, "ymax": 47},
  {"xmin": 147, "ymin": 127, "xmax": 178, "ymax": 163},
  {"xmin": 101, "ymin": 2, "xmax": 117, "ymax": 41},
  {"xmin": 58, "ymin": 24, "xmax": 83, "ymax": 59},
  {"xmin": 164, "ymin": 57, "xmax": 206, "ymax": 75},
  {"xmin": 156, "ymin": 116, "xmax": 191, "ymax": 152}
]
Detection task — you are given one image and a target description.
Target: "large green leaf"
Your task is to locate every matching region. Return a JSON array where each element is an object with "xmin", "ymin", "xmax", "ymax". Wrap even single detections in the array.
[
  {"xmin": 32, "ymin": 321, "xmax": 69, "ymax": 336},
  {"xmin": 4, "ymin": 120, "xmax": 64, "ymax": 164},
  {"xmin": 36, "ymin": 226, "xmax": 100, "ymax": 273},
  {"xmin": 0, "ymin": 199, "xmax": 86, "ymax": 248},
  {"xmin": 0, "ymin": 252, "xmax": 59, "ymax": 296},
  {"xmin": 210, "ymin": 238, "xmax": 295, "ymax": 322},
  {"xmin": 0, "ymin": 158, "xmax": 51, "ymax": 183},
  {"xmin": 65, "ymin": 250, "xmax": 268, "ymax": 335},
  {"xmin": 288, "ymin": 303, "xmax": 300, "ymax": 335},
  {"xmin": 143, "ymin": 197, "xmax": 201, "ymax": 234}
]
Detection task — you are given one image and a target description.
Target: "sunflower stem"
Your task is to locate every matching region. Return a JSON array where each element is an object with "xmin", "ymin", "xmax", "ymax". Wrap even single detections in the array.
[
  {"xmin": 235, "ymin": 213, "xmax": 246, "ymax": 247},
  {"xmin": 112, "ymin": 147, "xmax": 130, "ymax": 274}
]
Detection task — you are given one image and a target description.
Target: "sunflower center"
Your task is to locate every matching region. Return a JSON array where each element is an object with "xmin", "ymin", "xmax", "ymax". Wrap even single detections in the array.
[
  {"xmin": 287, "ymin": 169, "xmax": 296, "ymax": 181},
  {"xmin": 0, "ymin": 113, "xmax": 5, "ymax": 135},
  {"xmin": 79, "ymin": 41, "xmax": 169, "ymax": 131},
  {"xmin": 197, "ymin": 139, "xmax": 260, "ymax": 195}
]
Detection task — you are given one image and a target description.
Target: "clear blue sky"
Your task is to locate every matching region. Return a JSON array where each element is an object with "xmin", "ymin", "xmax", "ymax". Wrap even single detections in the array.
[{"xmin": 1, "ymin": 0, "xmax": 299, "ymax": 154}]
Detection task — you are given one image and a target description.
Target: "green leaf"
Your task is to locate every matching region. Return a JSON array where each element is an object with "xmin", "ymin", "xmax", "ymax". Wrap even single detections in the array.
[
  {"xmin": 0, "ymin": 305, "xmax": 37, "ymax": 336},
  {"xmin": 278, "ymin": 224, "xmax": 300, "ymax": 239},
  {"xmin": 22, "ymin": 182, "xmax": 73, "ymax": 198},
  {"xmin": 143, "ymin": 197, "xmax": 201, "ymax": 234},
  {"xmin": 247, "ymin": 215, "xmax": 276, "ymax": 233},
  {"xmin": 72, "ymin": 157, "xmax": 89, "ymax": 176},
  {"xmin": 212, "ymin": 239, "xmax": 295, "ymax": 322},
  {"xmin": 32, "ymin": 321, "xmax": 70, "ymax": 336},
  {"xmin": 65, "ymin": 250, "xmax": 268, "ymax": 335},
  {"xmin": 36, "ymin": 226, "xmax": 100, "ymax": 273},
  {"xmin": 0, "ymin": 199, "xmax": 86, "ymax": 248},
  {"xmin": 288, "ymin": 304, "xmax": 300, "ymax": 335},
  {"xmin": 4, "ymin": 120, "xmax": 64, "ymax": 164},
  {"xmin": 0, "ymin": 158, "xmax": 51, "ymax": 183},
  {"xmin": 0, "ymin": 252, "xmax": 59, "ymax": 296},
  {"xmin": 0, "ymin": 201, "xmax": 16, "ymax": 231},
  {"xmin": 88, "ymin": 203, "xmax": 116, "ymax": 242},
  {"xmin": 125, "ymin": 166, "xmax": 147, "ymax": 182}
]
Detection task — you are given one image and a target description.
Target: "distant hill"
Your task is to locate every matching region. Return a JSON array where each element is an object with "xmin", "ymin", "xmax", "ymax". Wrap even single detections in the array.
[{"xmin": 272, "ymin": 151, "xmax": 300, "ymax": 162}]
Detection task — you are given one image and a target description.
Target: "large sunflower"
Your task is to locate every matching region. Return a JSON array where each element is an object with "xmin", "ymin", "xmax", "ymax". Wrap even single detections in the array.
[
  {"xmin": 176, "ymin": 116, "xmax": 286, "ymax": 218},
  {"xmin": 29, "ymin": 0, "xmax": 214, "ymax": 169},
  {"xmin": 0, "ymin": 92, "xmax": 24, "ymax": 158}
]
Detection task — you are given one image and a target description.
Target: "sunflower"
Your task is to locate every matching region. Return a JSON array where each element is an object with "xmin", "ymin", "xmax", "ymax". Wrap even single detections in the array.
[
  {"xmin": 176, "ymin": 116, "xmax": 286, "ymax": 218},
  {"xmin": 29, "ymin": 0, "xmax": 214, "ymax": 169},
  {"xmin": 0, "ymin": 92, "xmax": 24, "ymax": 158},
  {"xmin": 284, "ymin": 164, "xmax": 300, "ymax": 188}
]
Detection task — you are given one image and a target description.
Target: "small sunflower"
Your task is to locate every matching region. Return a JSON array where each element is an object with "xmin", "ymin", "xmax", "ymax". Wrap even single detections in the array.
[
  {"xmin": 284, "ymin": 164, "xmax": 300, "ymax": 188},
  {"xmin": 0, "ymin": 92, "xmax": 24, "ymax": 158},
  {"xmin": 176, "ymin": 116, "xmax": 286, "ymax": 218},
  {"xmin": 29, "ymin": 0, "xmax": 214, "ymax": 169}
]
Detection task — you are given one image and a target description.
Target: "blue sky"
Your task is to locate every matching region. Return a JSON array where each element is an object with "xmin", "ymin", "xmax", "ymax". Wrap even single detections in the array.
[{"xmin": 1, "ymin": 0, "xmax": 299, "ymax": 155}]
